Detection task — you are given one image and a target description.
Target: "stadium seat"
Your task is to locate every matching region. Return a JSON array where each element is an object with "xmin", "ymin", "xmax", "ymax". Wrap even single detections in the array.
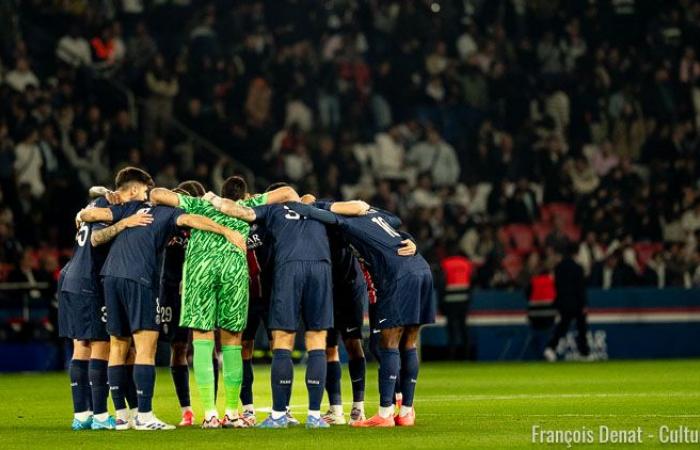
[
  {"xmin": 499, "ymin": 224, "xmax": 535, "ymax": 255},
  {"xmin": 541, "ymin": 202, "xmax": 575, "ymax": 226},
  {"xmin": 531, "ymin": 222, "xmax": 552, "ymax": 246},
  {"xmin": 562, "ymin": 223, "xmax": 582, "ymax": 242}
]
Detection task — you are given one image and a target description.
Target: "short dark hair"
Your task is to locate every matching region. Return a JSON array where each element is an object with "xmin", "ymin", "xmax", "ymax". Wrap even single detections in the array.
[
  {"xmin": 265, "ymin": 182, "xmax": 289, "ymax": 192},
  {"xmin": 221, "ymin": 176, "xmax": 247, "ymax": 201},
  {"xmin": 114, "ymin": 166, "xmax": 154, "ymax": 190},
  {"xmin": 176, "ymin": 180, "xmax": 206, "ymax": 197}
]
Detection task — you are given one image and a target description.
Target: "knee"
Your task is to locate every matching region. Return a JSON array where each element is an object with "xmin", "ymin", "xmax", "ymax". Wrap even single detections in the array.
[
  {"xmin": 241, "ymin": 340, "xmax": 254, "ymax": 360},
  {"xmin": 170, "ymin": 342, "xmax": 188, "ymax": 366},
  {"xmin": 305, "ymin": 330, "xmax": 327, "ymax": 351},
  {"xmin": 344, "ymin": 339, "xmax": 365, "ymax": 360},
  {"xmin": 90, "ymin": 341, "xmax": 110, "ymax": 360},
  {"xmin": 220, "ymin": 331, "xmax": 242, "ymax": 346},
  {"xmin": 326, "ymin": 346, "xmax": 340, "ymax": 362},
  {"xmin": 271, "ymin": 331, "xmax": 295, "ymax": 351},
  {"xmin": 380, "ymin": 328, "xmax": 402, "ymax": 349},
  {"xmin": 73, "ymin": 340, "xmax": 91, "ymax": 360}
]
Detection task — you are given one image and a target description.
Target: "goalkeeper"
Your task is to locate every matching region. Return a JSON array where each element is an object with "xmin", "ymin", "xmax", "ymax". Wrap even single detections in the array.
[{"xmin": 149, "ymin": 178, "xmax": 299, "ymax": 428}]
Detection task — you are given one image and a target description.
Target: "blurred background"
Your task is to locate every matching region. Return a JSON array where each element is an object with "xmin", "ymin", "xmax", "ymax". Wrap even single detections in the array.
[{"xmin": 0, "ymin": 0, "xmax": 699, "ymax": 370}]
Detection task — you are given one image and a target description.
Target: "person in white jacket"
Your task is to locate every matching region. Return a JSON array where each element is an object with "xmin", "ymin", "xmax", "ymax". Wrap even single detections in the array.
[{"xmin": 406, "ymin": 127, "xmax": 460, "ymax": 187}]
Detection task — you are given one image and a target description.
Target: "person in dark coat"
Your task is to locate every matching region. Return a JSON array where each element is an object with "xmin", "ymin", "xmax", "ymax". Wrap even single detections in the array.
[{"xmin": 544, "ymin": 243, "xmax": 591, "ymax": 361}]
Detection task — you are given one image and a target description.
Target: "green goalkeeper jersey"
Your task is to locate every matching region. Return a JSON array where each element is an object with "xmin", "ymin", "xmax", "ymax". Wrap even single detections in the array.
[{"xmin": 177, "ymin": 193, "xmax": 268, "ymax": 255}]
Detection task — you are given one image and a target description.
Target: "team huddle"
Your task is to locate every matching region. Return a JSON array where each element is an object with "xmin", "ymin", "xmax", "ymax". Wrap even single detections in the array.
[{"xmin": 57, "ymin": 166, "xmax": 435, "ymax": 431}]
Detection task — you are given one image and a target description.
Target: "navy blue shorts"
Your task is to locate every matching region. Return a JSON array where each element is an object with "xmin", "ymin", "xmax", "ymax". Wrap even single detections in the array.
[
  {"xmin": 103, "ymin": 276, "xmax": 159, "ymax": 337},
  {"xmin": 158, "ymin": 280, "xmax": 189, "ymax": 344},
  {"xmin": 372, "ymin": 268, "xmax": 436, "ymax": 330},
  {"xmin": 242, "ymin": 296, "xmax": 272, "ymax": 341},
  {"xmin": 58, "ymin": 289, "xmax": 109, "ymax": 341},
  {"xmin": 327, "ymin": 279, "xmax": 366, "ymax": 346},
  {"xmin": 269, "ymin": 261, "xmax": 333, "ymax": 331}
]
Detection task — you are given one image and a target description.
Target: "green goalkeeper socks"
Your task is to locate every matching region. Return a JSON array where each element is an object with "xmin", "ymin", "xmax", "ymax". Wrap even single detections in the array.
[
  {"xmin": 222, "ymin": 344, "xmax": 243, "ymax": 414},
  {"xmin": 193, "ymin": 339, "xmax": 217, "ymax": 416}
]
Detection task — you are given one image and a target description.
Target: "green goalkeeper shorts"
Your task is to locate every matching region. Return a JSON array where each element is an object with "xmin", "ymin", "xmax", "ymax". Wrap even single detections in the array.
[{"xmin": 179, "ymin": 249, "xmax": 249, "ymax": 332}]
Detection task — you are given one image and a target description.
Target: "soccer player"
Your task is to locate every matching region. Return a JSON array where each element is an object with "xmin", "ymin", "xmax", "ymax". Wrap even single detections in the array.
[
  {"xmin": 322, "ymin": 227, "xmax": 368, "ymax": 425},
  {"xmin": 149, "ymin": 176, "xmax": 299, "ymax": 428},
  {"xmin": 203, "ymin": 190, "xmax": 334, "ymax": 429},
  {"xmin": 79, "ymin": 167, "xmax": 244, "ymax": 431},
  {"xmin": 287, "ymin": 201, "xmax": 435, "ymax": 427},
  {"xmin": 58, "ymin": 195, "xmax": 152, "ymax": 430},
  {"xmin": 239, "ymin": 181, "xmax": 302, "ymax": 426},
  {"xmin": 156, "ymin": 180, "xmax": 207, "ymax": 427}
]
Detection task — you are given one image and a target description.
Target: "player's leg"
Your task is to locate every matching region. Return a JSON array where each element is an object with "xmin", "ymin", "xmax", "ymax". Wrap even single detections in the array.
[
  {"xmin": 102, "ymin": 275, "xmax": 136, "ymax": 429},
  {"xmin": 180, "ymin": 256, "xmax": 219, "ymax": 427},
  {"xmin": 301, "ymin": 261, "xmax": 333, "ymax": 429},
  {"xmin": 124, "ymin": 346, "xmax": 138, "ymax": 414},
  {"xmin": 107, "ymin": 335, "xmax": 132, "ymax": 429},
  {"xmin": 240, "ymin": 339, "xmax": 256, "ymax": 422},
  {"xmin": 216, "ymin": 253, "xmax": 249, "ymax": 427},
  {"xmin": 258, "ymin": 262, "xmax": 303, "ymax": 428},
  {"xmin": 322, "ymin": 331, "xmax": 344, "ymax": 424},
  {"xmin": 219, "ymin": 330, "xmax": 244, "ymax": 426},
  {"xmin": 170, "ymin": 340, "xmax": 193, "ymax": 425},
  {"xmin": 161, "ymin": 278, "xmax": 195, "ymax": 426},
  {"xmin": 88, "ymin": 340, "xmax": 111, "ymax": 428},
  {"xmin": 343, "ymin": 336, "xmax": 367, "ymax": 423},
  {"xmin": 69, "ymin": 339, "xmax": 92, "ymax": 429},
  {"xmin": 575, "ymin": 311, "xmax": 591, "ymax": 358},
  {"xmin": 396, "ymin": 325, "xmax": 420, "ymax": 426}
]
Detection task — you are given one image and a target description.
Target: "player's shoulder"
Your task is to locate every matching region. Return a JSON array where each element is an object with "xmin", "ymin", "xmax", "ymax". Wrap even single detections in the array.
[{"xmin": 91, "ymin": 196, "xmax": 110, "ymax": 208}]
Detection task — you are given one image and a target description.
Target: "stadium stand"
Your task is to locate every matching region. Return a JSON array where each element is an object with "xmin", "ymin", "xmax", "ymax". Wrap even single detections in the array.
[{"xmin": 0, "ymin": 0, "xmax": 699, "ymax": 339}]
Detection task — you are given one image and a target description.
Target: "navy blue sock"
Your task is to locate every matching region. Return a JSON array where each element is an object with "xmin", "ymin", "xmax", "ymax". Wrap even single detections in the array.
[
  {"xmin": 107, "ymin": 365, "xmax": 128, "ymax": 411},
  {"xmin": 400, "ymin": 349, "xmax": 419, "ymax": 407},
  {"xmin": 348, "ymin": 357, "xmax": 366, "ymax": 402},
  {"xmin": 378, "ymin": 348, "xmax": 400, "ymax": 407},
  {"xmin": 133, "ymin": 364, "xmax": 156, "ymax": 413},
  {"xmin": 325, "ymin": 360, "xmax": 342, "ymax": 406},
  {"xmin": 124, "ymin": 365, "xmax": 138, "ymax": 409},
  {"xmin": 170, "ymin": 365, "xmax": 191, "ymax": 408},
  {"xmin": 394, "ymin": 371, "xmax": 402, "ymax": 403},
  {"xmin": 212, "ymin": 356, "xmax": 219, "ymax": 402},
  {"xmin": 306, "ymin": 350, "xmax": 326, "ymax": 412},
  {"xmin": 240, "ymin": 359, "xmax": 254, "ymax": 406},
  {"xmin": 69, "ymin": 359, "xmax": 90, "ymax": 413},
  {"xmin": 271, "ymin": 349, "xmax": 293, "ymax": 412},
  {"xmin": 89, "ymin": 359, "xmax": 109, "ymax": 415}
]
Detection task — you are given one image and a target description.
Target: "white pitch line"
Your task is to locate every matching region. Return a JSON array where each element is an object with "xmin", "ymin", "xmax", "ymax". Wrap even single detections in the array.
[{"xmin": 255, "ymin": 392, "xmax": 700, "ymax": 413}]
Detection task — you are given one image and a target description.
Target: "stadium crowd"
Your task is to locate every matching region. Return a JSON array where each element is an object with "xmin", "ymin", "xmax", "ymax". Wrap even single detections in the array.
[{"xmin": 0, "ymin": 0, "xmax": 700, "ymax": 294}]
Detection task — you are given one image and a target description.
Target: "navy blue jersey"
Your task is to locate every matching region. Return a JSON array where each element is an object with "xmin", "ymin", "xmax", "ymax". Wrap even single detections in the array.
[
  {"xmin": 101, "ymin": 201, "xmax": 184, "ymax": 288},
  {"xmin": 160, "ymin": 228, "xmax": 189, "ymax": 284},
  {"xmin": 316, "ymin": 204, "xmax": 429, "ymax": 295},
  {"xmin": 247, "ymin": 222, "xmax": 273, "ymax": 298},
  {"xmin": 62, "ymin": 197, "xmax": 112, "ymax": 295},
  {"xmin": 252, "ymin": 204, "xmax": 331, "ymax": 265}
]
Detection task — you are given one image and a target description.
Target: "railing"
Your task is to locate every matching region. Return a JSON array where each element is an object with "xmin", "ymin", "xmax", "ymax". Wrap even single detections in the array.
[{"xmin": 0, "ymin": 282, "xmax": 51, "ymax": 323}]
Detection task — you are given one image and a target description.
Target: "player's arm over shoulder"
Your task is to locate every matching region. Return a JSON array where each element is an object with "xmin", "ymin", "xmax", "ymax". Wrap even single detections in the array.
[
  {"xmin": 204, "ymin": 192, "xmax": 257, "ymax": 222},
  {"xmin": 149, "ymin": 188, "xmax": 182, "ymax": 207},
  {"xmin": 264, "ymin": 185, "xmax": 301, "ymax": 204},
  {"xmin": 329, "ymin": 200, "xmax": 370, "ymax": 216},
  {"xmin": 176, "ymin": 213, "xmax": 246, "ymax": 251},
  {"xmin": 79, "ymin": 207, "xmax": 113, "ymax": 223}
]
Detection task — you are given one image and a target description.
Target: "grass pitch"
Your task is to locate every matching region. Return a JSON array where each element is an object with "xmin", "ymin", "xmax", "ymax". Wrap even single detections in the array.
[{"xmin": 1, "ymin": 360, "xmax": 700, "ymax": 449}]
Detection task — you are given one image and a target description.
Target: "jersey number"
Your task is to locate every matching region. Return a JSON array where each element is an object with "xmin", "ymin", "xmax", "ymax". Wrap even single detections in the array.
[
  {"xmin": 371, "ymin": 217, "xmax": 401, "ymax": 238},
  {"xmin": 76, "ymin": 224, "xmax": 89, "ymax": 247},
  {"xmin": 283, "ymin": 206, "xmax": 301, "ymax": 220}
]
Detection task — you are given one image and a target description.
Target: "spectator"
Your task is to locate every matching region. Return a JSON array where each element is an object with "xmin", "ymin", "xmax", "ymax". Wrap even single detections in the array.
[
  {"xmin": 406, "ymin": 127, "xmax": 460, "ymax": 187},
  {"xmin": 14, "ymin": 127, "xmax": 44, "ymax": 198},
  {"xmin": 4, "ymin": 58, "xmax": 39, "ymax": 92},
  {"xmin": 56, "ymin": 25, "xmax": 92, "ymax": 68},
  {"xmin": 590, "ymin": 250, "xmax": 638, "ymax": 289}
]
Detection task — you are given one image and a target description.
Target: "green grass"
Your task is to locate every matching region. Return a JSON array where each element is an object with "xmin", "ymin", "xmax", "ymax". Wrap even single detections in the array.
[{"xmin": 2, "ymin": 360, "xmax": 700, "ymax": 448}]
